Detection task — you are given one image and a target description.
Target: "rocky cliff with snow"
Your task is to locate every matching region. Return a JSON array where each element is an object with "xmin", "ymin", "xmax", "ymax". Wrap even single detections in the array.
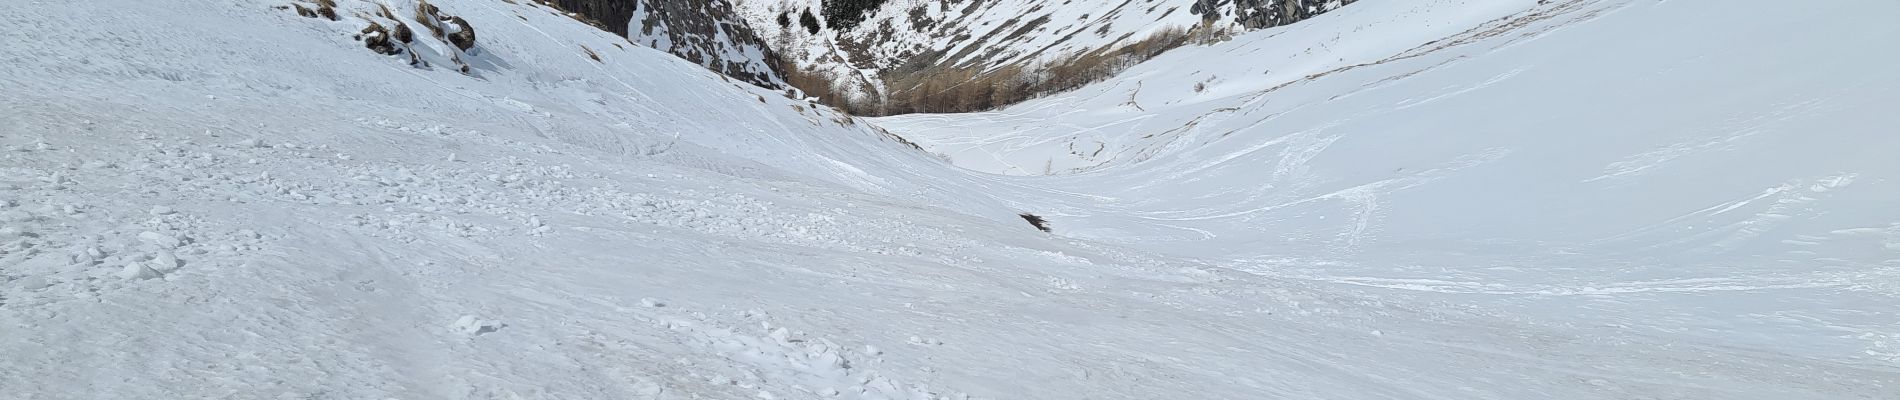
[
  {"xmin": 548, "ymin": 0, "xmax": 1361, "ymax": 114},
  {"xmin": 542, "ymin": 0, "xmax": 786, "ymax": 89},
  {"xmin": 1193, "ymin": 0, "xmax": 1359, "ymax": 29}
]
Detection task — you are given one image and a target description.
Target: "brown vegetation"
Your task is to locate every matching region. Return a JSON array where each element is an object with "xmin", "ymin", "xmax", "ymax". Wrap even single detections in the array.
[
  {"xmin": 787, "ymin": 23, "xmax": 1224, "ymax": 116},
  {"xmin": 291, "ymin": 0, "xmax": 338, "ymax": 21},
  {"xmin": 582, "ymin": 45, "xmax": 602, "ymax": 62}
]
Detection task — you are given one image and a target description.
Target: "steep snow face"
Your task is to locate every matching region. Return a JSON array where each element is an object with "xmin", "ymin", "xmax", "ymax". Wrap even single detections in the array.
[
  {"xmin": 4, "ymin": 0, "xmax": 1899, "ymax": 399},
  {"xmin": 880, "ymin": 0, "xmax": 1900, "ymax": 365}
]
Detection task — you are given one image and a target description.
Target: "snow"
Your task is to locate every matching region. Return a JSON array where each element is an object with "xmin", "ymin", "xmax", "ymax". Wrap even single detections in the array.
[
  {"xmin": 880, "ymin": 0, "xmax": 1900, "ymax": 373},
  {"xmin": 2, "ymin": 0, "xmax": 1897, "ymax": 399}
]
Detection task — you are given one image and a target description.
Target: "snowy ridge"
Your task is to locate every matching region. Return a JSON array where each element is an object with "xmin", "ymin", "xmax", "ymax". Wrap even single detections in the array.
[{"xmin": 3, "ymin": 0, "xmax": 1898, "ymax": 398}]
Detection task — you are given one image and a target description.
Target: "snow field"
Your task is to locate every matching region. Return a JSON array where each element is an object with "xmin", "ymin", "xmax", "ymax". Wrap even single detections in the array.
[{"xmin": 3, "ymin": 0, "xmax": 1898, "ymax": 398}]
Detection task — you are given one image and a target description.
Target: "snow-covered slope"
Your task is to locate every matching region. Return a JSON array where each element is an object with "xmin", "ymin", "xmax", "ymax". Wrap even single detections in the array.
[
  {"xmin": 881, "ymin": 0, "xmax": 1900, "ymax": 366},
  {"xmin": 3, "ymin": 0, "xmax": 1896, "ymax": 399}
]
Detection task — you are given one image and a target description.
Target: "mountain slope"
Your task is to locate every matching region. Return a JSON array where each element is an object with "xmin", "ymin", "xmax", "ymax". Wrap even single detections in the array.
[
  {"xmin": 2, "ymin": 0, "xmax": 1896, "ymax": 399},
  {"xmin": 879, "ymin": 0, "xmax": 1900, "ymax": 365},
  {"xmin": 732, "ymin": 0, "xmax": 1357, "ymax": 114}
]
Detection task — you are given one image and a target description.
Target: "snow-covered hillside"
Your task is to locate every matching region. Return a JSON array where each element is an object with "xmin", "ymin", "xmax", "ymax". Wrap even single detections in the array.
[
  {"xmin": 881, "ymin": 0, "xmax": 1900, "ymax": 368},
  {"xmin": 732, "ymin": 0, "xmax": 1353, "ymax": 109},
  {"xmin": 2, "ymin": 0, "xmax": 1896, "ymax": 399}
]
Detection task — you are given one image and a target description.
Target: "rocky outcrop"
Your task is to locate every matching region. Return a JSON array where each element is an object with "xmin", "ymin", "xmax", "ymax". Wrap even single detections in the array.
[
  {"xmin": 533, "ymin": 0, "xmax": 1357, "ymax": 111},
  {"xmin": 539, "ymin": 0, "xmax": 785, "ymax": 89},
  {"xmin": 415, "ymin": 0, "xmax": 476, "ymax": 51},
  {"xmin": 628, "ymin": 0, "xmax": 785, "ymax": 88},
  {"xmin": 542, "ymin": 0, "xmax": 637, "ymax": 35},
  {"xmin": 1193, "ymin": 0, "xmax": 1359, "ymax": 29}
]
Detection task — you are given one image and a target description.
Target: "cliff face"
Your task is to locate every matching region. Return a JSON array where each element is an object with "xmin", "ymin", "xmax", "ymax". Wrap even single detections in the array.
[
  {"xmin": 543, "ymin": 0, "xmax": 637, "ymax": 35},
  {"xmin": 1192, "ymin": 0, "xmax": 1360, "ymax": 29},
  {"xmin": 628, "ymin": 0, "xmax": 785, "ymax": 88},
  {"xmin": 539, "ymin": 0, "xmax": 1359, "ymax": 111},
  {"xmin": 543, "ymin": 0, "xmax": 785, "ymax": 89}
]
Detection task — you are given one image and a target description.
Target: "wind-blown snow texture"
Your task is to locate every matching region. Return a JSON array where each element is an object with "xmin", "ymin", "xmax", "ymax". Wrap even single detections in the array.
[
  {"xmin": 2, "ymin": 0, "xmax": 1896, "ymax": 399},
  {"xmin": 881, "ymin": 0, "xmax": 1900, "ymax": 373}
]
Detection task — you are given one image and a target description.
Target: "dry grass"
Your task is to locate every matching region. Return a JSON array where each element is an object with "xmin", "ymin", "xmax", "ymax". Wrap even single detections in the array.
[
  {"xmin": 290, "ymin": 0, "xmax": 338, "ymax": 21},
  {"xmin": 582, "ymin": 45, "xmax": 601, "ymax": 62},
  {"xmin": 787, "ymin": 24, "xmax": 1218, "ymax": 116}
]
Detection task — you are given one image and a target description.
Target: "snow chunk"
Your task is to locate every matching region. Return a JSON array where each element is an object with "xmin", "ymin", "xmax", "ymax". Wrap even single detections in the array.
[
  {"xmin": 118, "ymin": 261, "xmax": 160, "ymax": 280},
  {"xmin": 454, "ymin": 315, "xmax": 505, "ymax": 335},
  {"xmin": 149, "ymin": 251, "xmax": 182, "ymax": 272},
  {"xmin": 0, "ymin": 210, "xmax": 33, "ymax": 223},
  {"xmin": 13, "ymin": 276, "xmax": 50, "ymax": 290},
  {"xmin": 138, "ymin": 231, "xmax": 182, "ymax": 249}
]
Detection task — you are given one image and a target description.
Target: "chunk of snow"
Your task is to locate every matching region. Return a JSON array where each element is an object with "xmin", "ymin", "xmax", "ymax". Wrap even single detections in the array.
[
  {"xmin": 118, "ymin": 261, "xmax": 160, "ymax": 280},
  {"xmin": 138, "ymin": 231, "xmax": 182, "ymax": 249},
  {"xmin": 0, "ymin": 210, "xmax": 32, "ymax": 222},
  {"xmin": 13, "ymin": 276, "xmax": 50, "ymax": 290},
  {"xmin": 454, "ymin": 315, "xmax": 504, "ymax": 335},
  {"xmin": 150, "ymin": 251, "xmax": 182, "ymax": 272}
]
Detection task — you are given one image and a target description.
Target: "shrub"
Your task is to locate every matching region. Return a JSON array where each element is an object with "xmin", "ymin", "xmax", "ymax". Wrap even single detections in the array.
[
  {"xmin": 1019, "ymin": 213, "xmax": 1052, "ymax": 233},
  {"xmin": 799, "ymin": 9, "xmax": 821, "ymax": 34},
  {"xmin": 821, "ymin": 0, "xmax": 887, "ymax": 30}
]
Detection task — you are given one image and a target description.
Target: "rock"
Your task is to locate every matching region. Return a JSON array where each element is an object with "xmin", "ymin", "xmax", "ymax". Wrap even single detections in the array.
[
  {"xmin": 150, "ymin": 206, "xmax": 176, "ymax": 215},
  {"xmin": 360, "ymin": 22, "xmax": 403, "ymax": 56},
  {"xmin": 443, "ymin": 16, "xmax": 476, "ymax": 51},
  {"xmin": 640, "ymin": 297, "xmax": 665, "ymax": 308},
  {"xmin": 416, "ymin": 1, "xmax": 476, "ymax": 51}
]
